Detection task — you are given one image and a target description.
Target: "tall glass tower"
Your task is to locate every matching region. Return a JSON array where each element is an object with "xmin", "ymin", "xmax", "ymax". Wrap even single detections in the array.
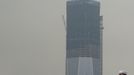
[{"xmin": 66, "ymin": 0, "xmax": 103, "ymax": 75}]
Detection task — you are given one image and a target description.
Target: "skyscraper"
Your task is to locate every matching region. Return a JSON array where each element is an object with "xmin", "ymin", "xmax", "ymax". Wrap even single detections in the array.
[{"xmin": 66, "ymin": 0, "xmax": 103, "ymax": 75}]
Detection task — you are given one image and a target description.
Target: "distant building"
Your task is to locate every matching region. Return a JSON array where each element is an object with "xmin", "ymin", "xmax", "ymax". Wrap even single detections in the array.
[{"xmin": 66, "ymin": 0, "xmax": 103, "ymax": 75}]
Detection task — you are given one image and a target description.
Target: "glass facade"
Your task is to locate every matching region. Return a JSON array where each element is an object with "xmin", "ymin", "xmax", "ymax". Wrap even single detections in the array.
[{"xmin": 66, "ymin": 0, "xmax": 102, "ymax": 75}]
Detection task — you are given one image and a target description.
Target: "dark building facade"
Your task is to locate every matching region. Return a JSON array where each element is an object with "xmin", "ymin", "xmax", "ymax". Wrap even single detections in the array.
[{"xmin": 66, "ymin": 0, "xmax": 103, "ymax": 75}]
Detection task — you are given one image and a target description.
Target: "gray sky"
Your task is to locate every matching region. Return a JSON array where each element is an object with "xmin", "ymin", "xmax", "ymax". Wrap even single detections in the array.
[
  {"xmin": 0, "ymin": 0, "xmax": 134, "ymax": 75},
  {"xmin": 102, "ymin": 0, "xmax": 134, "ymax": 75},
  {"xmin": 0, "ymin": 0, "xmax": 65, "ymax": 75}
]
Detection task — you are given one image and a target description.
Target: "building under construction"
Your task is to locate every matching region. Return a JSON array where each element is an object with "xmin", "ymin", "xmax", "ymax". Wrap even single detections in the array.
[{"xmin": 66, "ymin": 0, "xmax": 103, "ymax": 75}]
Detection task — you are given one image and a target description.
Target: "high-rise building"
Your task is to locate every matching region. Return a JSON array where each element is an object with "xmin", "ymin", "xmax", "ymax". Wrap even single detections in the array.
[{"xmin": 66, "ymin": 0, "xmax": 103, "ymax": 75}]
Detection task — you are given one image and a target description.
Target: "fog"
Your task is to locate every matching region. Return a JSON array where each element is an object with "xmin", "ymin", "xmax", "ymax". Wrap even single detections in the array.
[
  {"xmin": 0, "ymin": 0, "xmax": 65, "ymax": 75},
  {"xmin": 102, "ymin": 0, "xmax": 134, "ymax": 75},
  {"xmin": 1, "ymin": 0, "xmax": 134, "ymax": 75}
]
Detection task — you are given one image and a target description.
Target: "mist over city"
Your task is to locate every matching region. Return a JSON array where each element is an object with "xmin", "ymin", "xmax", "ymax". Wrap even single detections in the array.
[{"xmin": 0, "ymin": 0, "xmax": 134, "ymax": 75}]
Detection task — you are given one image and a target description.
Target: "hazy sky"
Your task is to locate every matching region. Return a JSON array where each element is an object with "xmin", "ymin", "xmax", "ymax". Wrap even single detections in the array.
[
  {"xmin": 0, "ymin": 0, "xmax": 65, "ymax": 75},
  {"xmin": 102, "ymin": 0, "xmax": 134, "ymax": 75},
  {"xmin": 0, "ymin": 0, "xmax": 134, "ymax": 75}
]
